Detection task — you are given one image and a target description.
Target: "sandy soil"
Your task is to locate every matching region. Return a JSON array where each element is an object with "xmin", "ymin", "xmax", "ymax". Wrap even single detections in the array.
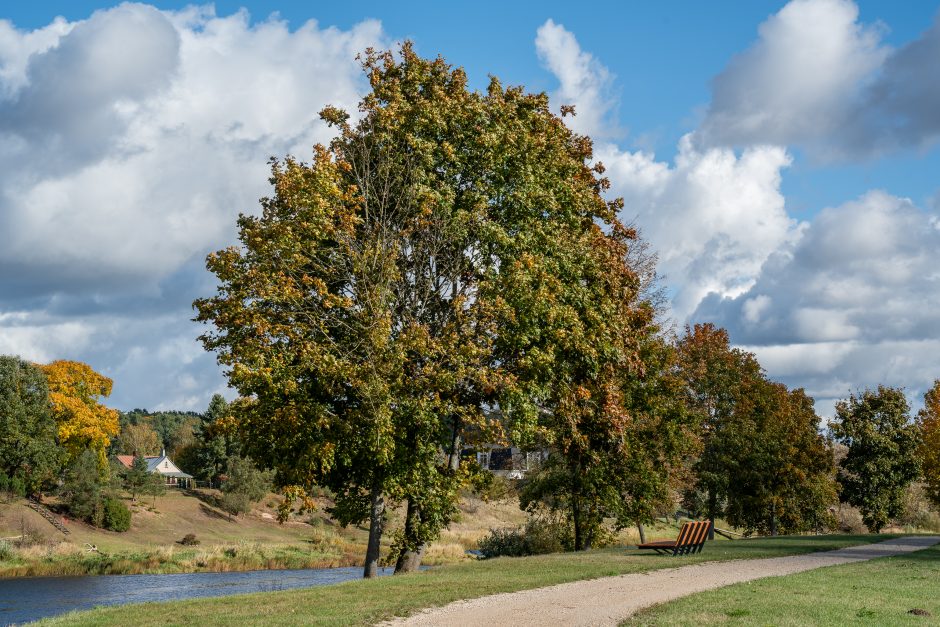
[{"xmin": 386, "ymin": 536, "xmax": 939, "ymax": 627}]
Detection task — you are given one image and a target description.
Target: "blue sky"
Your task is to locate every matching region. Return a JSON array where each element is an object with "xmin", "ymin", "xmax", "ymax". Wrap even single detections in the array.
[{"xmin": 1, "ymin": 1, "xmax": 939, "ymax": 416}]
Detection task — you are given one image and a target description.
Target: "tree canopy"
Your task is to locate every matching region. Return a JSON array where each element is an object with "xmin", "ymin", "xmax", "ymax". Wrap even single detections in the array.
[
  {"xmin": 0, "ymin": 356, "xmax": 62, "ymax": 496},
  {"xmin": 916, "ymin": 380, "xmax": 940, "ymax": 509},
  {"xmin": 830, "ymin": 386, "xmax": 921, "ymax": 532},
  {"xmin": 195, "ymin": 43, "xmax": 683, "ymax": 573},
  {"xmin": 41, "ymin": 360, "xmax": 119, "ymax": 473}
]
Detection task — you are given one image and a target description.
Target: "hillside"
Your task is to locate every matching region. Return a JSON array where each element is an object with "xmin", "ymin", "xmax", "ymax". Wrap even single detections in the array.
[{"xmin": 0, "ymin": 489, "xmax": 528, "ymax": 577}]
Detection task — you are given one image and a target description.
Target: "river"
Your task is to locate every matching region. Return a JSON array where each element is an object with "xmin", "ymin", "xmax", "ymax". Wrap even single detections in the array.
[{"xmin": 0, "ymin": 566, "xmax": 395, "ymax": 625}]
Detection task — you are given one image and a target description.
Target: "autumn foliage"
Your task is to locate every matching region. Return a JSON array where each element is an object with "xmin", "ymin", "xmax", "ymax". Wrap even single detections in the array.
[
  {"xmin": 917, "ymin": 380, "xmax": 940, "ymax": 509},
  {"xmin": 41, "ymin": 360, "xmax": 120, "ymax": 472}
]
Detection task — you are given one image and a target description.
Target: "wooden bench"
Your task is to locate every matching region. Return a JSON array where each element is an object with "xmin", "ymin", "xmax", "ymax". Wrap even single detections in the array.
[{"xmin": 636, "ymin": 520, "xmax": 710, "ymax": 556}]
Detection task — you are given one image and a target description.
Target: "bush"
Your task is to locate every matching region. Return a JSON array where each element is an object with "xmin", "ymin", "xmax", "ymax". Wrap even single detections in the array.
[
  {"xmin": 14, "ymin": 517, "xmax": 45, "ymax": 548},
  {"xmin": 8, "ymin": 475, "xmax": 26, "ymax": 499},
  {"xmin": 0, "ymin": 539, "xmax": 12, "ymax": 561},
  {"xmin": 219, "ymin": 457, "xmax": 273, "ymax": 516},
  {"xmin": 477, "ymin": 518, "xmax": 566, "ymax": 558},
  {"xmin": 221, "ymin": 492, "xmax": 251, "ymax": 517},
  {"xmin": 898, "ymin": 483, "xmax": 940, "ymax": 532},
  {"xmin": 103, "ymin": 497, "xmax": 131, "ymax": 532},
  {"xmin": 836, "ymin": 504, "xmax": 867, "ymax": 534},
  {"xmin": 179, "ymin": 533, "xmax": 200, "ymax": 546}
]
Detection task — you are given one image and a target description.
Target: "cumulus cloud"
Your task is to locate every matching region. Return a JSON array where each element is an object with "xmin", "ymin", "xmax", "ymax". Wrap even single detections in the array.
[
  {"xmin": 0, "ymin": 4, "xmax": 387, "ymax": 410},
  {"xmin": 600, "ymin": 137, "xmax": 800, "ymax": 318},
  {"xmin": 700, "ymin": 0, "xmax": 940, "ymax": 158},
  {"xmin": 535, "ymin": 21, "xmax": 801, "ymax": 318},
  {"xmin": 696, "ymin": 191, "xmax": 940, "ymax": 413},
  {"xmin": 535, "ymin": 19, "xmax": 618, "ymax": 139}
]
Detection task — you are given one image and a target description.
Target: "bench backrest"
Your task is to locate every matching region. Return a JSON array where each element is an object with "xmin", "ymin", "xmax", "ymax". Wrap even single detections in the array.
[
  {"xmin": 673, "ymin": 520, "xmax": 710, "ymax": 555},
  {"xmin": 673, "ymin": 521, "xmax": 695, "ymax": 548}
]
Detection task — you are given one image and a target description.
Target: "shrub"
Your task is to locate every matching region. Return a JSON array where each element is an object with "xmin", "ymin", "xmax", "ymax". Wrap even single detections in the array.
[
  {"xmin": 477, "ymin": 518, "xmax": 566, "ymax": 558},
  {"xmin": 221, "ymin": 492, "xmax": 251, "ymax": 517},
  {"xmin": 0, "ymin": 539, "xmax": 12, "ymax": 560},
  {"xmin": 103, "ymin": 497, "xmax": 131, "ymax": 532},
  {"xmin": 179, "ymin": 533, "xmax": 200, "ymax": 546},
  {"xmin": 220, "ymin": 456, "xmax": 274, "ymax": 515},
  {"xmin": 8, "ymin": 475, "xmax": 26, "ymax": 499},
  {"xmin": 15, "ymin": 517, "xmax": 45, "ymax": 548},
  {"xmin": 836, "ymin": 504, "xmax": 867, "ymax": 534}
]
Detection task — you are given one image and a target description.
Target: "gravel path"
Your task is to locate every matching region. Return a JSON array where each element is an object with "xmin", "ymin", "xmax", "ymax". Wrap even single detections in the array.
[{"xmin": 385, "ymin": 536, "xmax": 939, "ymax": 627}]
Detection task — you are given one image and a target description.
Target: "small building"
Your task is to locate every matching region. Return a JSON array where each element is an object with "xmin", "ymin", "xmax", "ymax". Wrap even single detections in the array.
[{"xmin": 116, "ymin": 450, "xmax": 194, "ymax": 488}]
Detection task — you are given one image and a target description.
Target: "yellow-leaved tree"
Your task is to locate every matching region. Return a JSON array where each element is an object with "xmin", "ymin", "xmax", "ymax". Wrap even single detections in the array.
[{"xmin": 41, "ymin": 360, "xmax": 119, "ymax": 473}]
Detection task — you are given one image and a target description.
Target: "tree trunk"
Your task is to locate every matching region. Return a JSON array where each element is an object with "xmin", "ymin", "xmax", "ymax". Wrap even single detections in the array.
[
  {"xmin": 706, "ymin": 490, "xmax": 716, "ymax": 541},
  {"xmin": 395, "ymin": 498, "xmax": 426, "ymax": 574},
  {"xmin": 637, "ymin": 523, "xmax": 646, "ymax": 544},
  {"xmin": 364, "ymin": 486, "xmax": 385, "ymax": 578},
  {"xmin": 769, "ymin": 502, "xmax": 778, "ymax": 537},
  {"xmin": 447, "ymin": 416, "xmax": 462, "ymax": 471},
  {"xmin": 572, "ymin": 488, "xmax": 583, "ymax": 551}
]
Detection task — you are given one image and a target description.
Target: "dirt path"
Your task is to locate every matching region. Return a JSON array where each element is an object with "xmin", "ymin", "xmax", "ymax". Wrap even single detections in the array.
[{"xmin": 385, "ymin": 536, "xmax": 939, "ymax": 627}]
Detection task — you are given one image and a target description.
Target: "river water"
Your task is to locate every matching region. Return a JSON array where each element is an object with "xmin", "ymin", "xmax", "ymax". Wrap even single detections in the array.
[{"xmin": 0, "ymin": 566, "xmax": 395, "ymax": 625}]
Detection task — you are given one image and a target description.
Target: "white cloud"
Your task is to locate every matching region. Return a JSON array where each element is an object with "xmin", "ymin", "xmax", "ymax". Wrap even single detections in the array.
[
  {"xmin": 601, "ymin": 136, "xmax": 800, "ymax": 318},
  {"xmin": 700, "ymin": 0, "xmax": 886, "ymax": 152},
  {"xmin": 535, "ymin": 19, "xmax": 618, "ymax": 139},
  {"xmin": 538, "ymin": 14, "xmax": 940, "ymax": 416},
  {"xmin": 0, "ymin": 312, "xmax": 93, "ymax": 363},
  {"xmin": 700, "ymin": 0, "xmax": 940, "ymax": 158},
  {"xmin": 534, "ymin": 20, "xmax": 801, "ymax": 320},
  {"xmin": 0, "ymin": 4, "xmax": 385, "ymax": 291},
  {"xmin": 698, "ymin": 191, "xmax": 940, "ymax": 413},
  {"xmin": 0, "ymin": 16, "xmax": 73, "ymax": 97},
  {"xmin": 0, "ymin": 4, "xmax": 387, "ymax": 410}
]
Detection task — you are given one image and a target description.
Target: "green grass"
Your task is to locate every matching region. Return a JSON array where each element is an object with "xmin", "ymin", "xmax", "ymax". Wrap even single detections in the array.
[
  {"xmin": 626, "ymin": 540, "xmax": 940, "ymax": 626},
  {"xmin": 38, "ymin": 535, "xmax": 890, "ymax": 626}
]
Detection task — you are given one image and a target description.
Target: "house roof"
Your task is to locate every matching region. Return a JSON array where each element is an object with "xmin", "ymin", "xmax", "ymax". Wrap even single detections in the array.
[
  {"xmin": 113, "ymin": 453, "xmax": 193, "ymax": 479},
  {"xmin": 146, "ymin": 454, "xmax": 193, "ymax": 479}
]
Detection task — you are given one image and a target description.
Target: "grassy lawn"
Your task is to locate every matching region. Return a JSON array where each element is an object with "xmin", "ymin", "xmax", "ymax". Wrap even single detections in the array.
[
  {"xmin": 38, "ymin": 535, "xmax": 890, "ymax": 626},
  {"xmin": 627, "ymin": 540, "xmax": 940, "ymax": 626}
]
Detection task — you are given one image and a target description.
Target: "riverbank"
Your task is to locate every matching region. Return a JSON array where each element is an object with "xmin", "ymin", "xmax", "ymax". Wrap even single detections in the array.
[
  {"xmin": 39, "ymin": 535, "xmax": 891, "ymax": 626},
  {"xmin": 0, "ymin": 540, "xmax": 363, "ymax": 578}
]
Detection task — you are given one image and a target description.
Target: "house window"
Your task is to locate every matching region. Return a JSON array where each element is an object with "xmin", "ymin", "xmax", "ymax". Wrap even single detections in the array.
[
  {"xmin": 477, "ymin": 452, "xmax": 490, "ymax": 470},
  {"xmin": 164, "ymin": 462, "xmax": 168, "ymax": 468}
]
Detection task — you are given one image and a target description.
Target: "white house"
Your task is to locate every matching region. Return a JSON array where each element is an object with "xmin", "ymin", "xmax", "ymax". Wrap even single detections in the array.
[{"xmin": 116, "ymin": 450, "xmax": 194, "ymax": 488}]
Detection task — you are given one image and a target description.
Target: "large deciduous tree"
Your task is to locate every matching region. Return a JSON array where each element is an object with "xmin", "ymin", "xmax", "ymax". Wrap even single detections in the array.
[
  {"xmin": 675, "ymin": 324, "xmax": 762, "ymax": 538},
  {"xmin": 196, "ymin": 45, "xmax": 503, "ymax": 577},
  {"xmin": 830, "ymin": 386, "xmax": 920, "ymax": 532},
  {"xmin": 41, "ymin": 360, "xmax": 119, "ymax": 474},
  {"xmin": 722, "ymin": 382, "xmax": 837, "ymax": 535},
  {"xmin": 0, "ymin": 355, "xmax": 63, "ymax": 496},
  {"xmin": 196, "ymin": 43, "xmax": 679, "ymax": 572},
  {"xmin": 916, "ymin": 380, "xmax": 940, "ymax": 509}
]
